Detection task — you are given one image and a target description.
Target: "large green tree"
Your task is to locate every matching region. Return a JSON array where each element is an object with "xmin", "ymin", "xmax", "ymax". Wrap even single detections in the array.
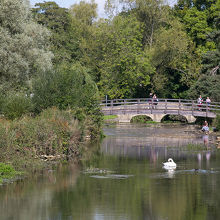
[
  {"xmin": 32, "ymin": 1, "xmax": 80, "ymax": 64},
  {"xmin": 0, "ymin": 0, "xmax": 53, "ymax": 91},
  {"xmin": 150, "ymin": 18, "xmax": 199, "ymax": 97},
  {"xmin": 96, "ymin": 14, "xmax": 154, "ymax": 98},
  {"xmin": 32, "ymin": 63, "xmax": 100, "ymax": 112},
  {"xmin": 174, "ymin": 0, "xmax": 219, "ymax": 54}
]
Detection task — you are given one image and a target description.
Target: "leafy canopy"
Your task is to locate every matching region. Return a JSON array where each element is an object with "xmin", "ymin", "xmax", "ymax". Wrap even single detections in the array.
[{"xmin": 0, "ymin": 0, "xmax": 53, "ymax": 91}]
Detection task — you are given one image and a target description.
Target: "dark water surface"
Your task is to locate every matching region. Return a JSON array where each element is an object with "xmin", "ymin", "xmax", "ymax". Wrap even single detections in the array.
[{"xmin": 0, "ymin": 124, "xmax": 220, "ymax": 220}]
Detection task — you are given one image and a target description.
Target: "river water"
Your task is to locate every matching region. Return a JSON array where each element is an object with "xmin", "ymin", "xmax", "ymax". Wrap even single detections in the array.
[{"xmin": 0, "ymin": 124, "xmax": 220, "ymax": 220}]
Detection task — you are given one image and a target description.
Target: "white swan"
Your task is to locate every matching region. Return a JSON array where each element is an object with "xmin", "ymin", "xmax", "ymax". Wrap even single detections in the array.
[{"xmin": 163, "ymin": 158, "xmax": 177, "ymax": 168}]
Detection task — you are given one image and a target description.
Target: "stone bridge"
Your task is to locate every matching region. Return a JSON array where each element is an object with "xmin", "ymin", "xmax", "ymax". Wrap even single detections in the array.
[{"xmin": 101, "ymin": 98, "xmax": 220, "ymax": 123}]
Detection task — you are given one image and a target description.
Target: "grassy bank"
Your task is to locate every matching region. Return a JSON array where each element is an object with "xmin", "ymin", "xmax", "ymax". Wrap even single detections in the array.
[{"xmin": 0, "ymin": 108, "xmax": 102, "ymax": 181}]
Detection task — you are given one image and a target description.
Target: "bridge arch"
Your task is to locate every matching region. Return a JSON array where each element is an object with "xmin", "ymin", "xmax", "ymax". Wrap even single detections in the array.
[
  {"xmin": 161, "ymin": 114, "xmax": 188, "ymax": 123},
  {"xmin": 130, "ymin": 115, "xmax": 153, "ymax": 123},
  {"xmin": 116, "ymin": 113, "xmax": 165, "ymax": 123}
]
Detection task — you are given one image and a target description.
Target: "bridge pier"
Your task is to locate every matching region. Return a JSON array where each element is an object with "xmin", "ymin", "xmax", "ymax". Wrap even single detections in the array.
[{"xmin": 183, "ymin": 115, "xmax": 196, "ymax": 123}]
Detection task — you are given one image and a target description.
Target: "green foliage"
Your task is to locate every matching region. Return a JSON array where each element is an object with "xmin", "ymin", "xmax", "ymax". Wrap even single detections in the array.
[
  {"xmin": 174, "ymin": 0, "xmax": 219, "ymax": 54},
  {"xmin": 1, "ymin": 92, "xmax": 33, "ymax": 120},
  {"xmin": 32, "ymin": 63, "xmax": 103, "ymax": 137},
  {"xmin": 69, "ymin": 0, "xmax": 98, "ymax": 26},
  {"xmin": 182, "ymin": 7, "xmax": 212, "ymax": 49},
  {"xmin": 150, "ymin": 18, "xmax": 199, "ymax": 97},
  {"xmin": 0, "ymin": 0, "xmax": 53, "ymax": 91},
  {"xmin": 103, "ymin": 115, "xmax": 118, "ymax": 120},
  {"xmin": 32, "ymin": 63, "xmax": 100, "ymax": 112},
  {"xmin": 0, "ymin": 108, "xmax": 83, "ymax": 169},
  {"xmin": 32, "ymin": 1, "xmax": 79, "ymax": 64},
  {"xmin": 213, "ymin": 115, "xmax": 220, "ymax": 131},
  {"xmin": 185, "ymin": 143, "xmax": 205, "ymax": 151},
  {"xmin": 97, "ymin": 14, "xmax": 154, "ymax": 98},
  {"xmin": 201, "ymin": 16, "xmax": 220, "ymax": 75},
  {"xmin": 187, "ymin": 75, "xmax": 220, "ymax": 101},
  {"xmin": 0, "ymin": 163, "xmax": 16, "ymax": 183}
]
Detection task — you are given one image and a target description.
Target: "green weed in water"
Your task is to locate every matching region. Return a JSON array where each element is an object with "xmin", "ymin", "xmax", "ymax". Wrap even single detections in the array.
[
  {"xmin": 0, "ymin": 163, "xmax": 18, "ymax": 183},
  {"xmin": 185, "ymin": 144, "xmax": 206, "ymax": 151}
]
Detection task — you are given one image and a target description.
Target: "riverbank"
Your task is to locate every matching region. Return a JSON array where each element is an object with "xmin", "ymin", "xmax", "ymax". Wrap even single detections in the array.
[{"xmin": 0, "ymin": 107, "xmax": 103, "ymax": 184}]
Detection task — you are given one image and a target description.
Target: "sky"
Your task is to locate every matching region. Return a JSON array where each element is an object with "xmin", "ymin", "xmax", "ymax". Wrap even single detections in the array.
[{"xmin": 30, "ymin": 0, "xmax": 177, "ymax": 18}]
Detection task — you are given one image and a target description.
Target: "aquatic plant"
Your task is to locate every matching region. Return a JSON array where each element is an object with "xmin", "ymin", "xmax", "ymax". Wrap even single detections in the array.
[{"xmin": 0, "ymin": 163, "xmax": 17, "ymax": 183}]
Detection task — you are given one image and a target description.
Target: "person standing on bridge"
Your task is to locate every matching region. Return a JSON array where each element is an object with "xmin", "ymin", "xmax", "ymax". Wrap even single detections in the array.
[
  {"xmin": 153, "ymin": 94, "xmax": 158, "ymax": 109},
  {"xmin": 197, "ymin": 95, "xmax": 203, "ymax": 111},
  {"xmin": 149, "ymin": 92, "xmax": 153, "ymax": 107},
  {"xmin": 206, "ymin": 97, "xmax": 211, "ymax": 110}
]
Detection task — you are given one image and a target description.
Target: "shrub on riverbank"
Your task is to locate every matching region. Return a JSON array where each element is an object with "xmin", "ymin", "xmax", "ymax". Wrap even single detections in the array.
[
  {"xmin": 0, "ymin": 108, "xmax": 101, "ymax": 171},
  {"xmin": 213, "ymin": 115, "xmax": 220, "ymax": 131},
  {"xmin": 1, "ymin": 91, "xmax": 33, "ymax": 120}
]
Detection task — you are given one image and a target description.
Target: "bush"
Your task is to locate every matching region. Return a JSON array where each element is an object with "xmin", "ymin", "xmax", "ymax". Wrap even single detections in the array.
[
  {"xmin": 0, "ymin": 108, "xmax": 84, "ymax": 169},
  {"xmin": 213, "ymin": 115, "xmax": 220, "ymax": 131},
  {"xmin": 32, "ymin": 63, "xmax": 103, "ymax": 138},
  {"xmin": 1, "ymin": 92, "xmax": 33, "ymax": 120},
  {"xmin": 32, "ymin": 63, "xmax": 100, "ymax": 112}
]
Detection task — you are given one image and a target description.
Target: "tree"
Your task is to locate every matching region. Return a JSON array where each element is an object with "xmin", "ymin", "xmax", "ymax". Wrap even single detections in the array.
[
  {"xmin": 174, "ymin": 0, "xmax": 219, "ymax": 54},
  {"xmin": 187, "ymin": 75, "xmax": 220, "ymax": 101},
  {"xmin": 69, "ymin": 0, "xmax": 98, "ymax": 26},
  {"xmin": 0, "ymin": 0, "xmax": 53, "ymax": 91},
  {"xmin": 97, "ymin": 14, "xmax": 154, "ymax": 98},
  {"xmin": 150, "ymin": 18, "xmax": 200, "ymax": 98},
  {"xmin": 202, "ymin": 30, "xmax": 220, "ymax": 75},
  {"xmin": 32, "ymin": 1, "xmax": 80, "ymax": 64},
  {"xmin": 68, "ymin": 0, "xmax": 99, "ymax": 66},
  {"xmin": 182, "ymin": 7, "xmax": 212, "ymax": 50},
  {"xmin": 107, "ymin": 0, "xmax": 168, "ymax": 48},
  {"xmin": 32, "ymin": 63, "xmax": 100, "ymax": 112},
  {"xmin": 188, "ymin": 17, "xmax": 220, "ymax": 101}
]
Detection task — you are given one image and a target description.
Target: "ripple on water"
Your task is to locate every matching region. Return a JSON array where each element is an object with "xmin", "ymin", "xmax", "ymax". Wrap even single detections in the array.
[
  {"xmin": 150, "ymin": 169, "xmax": 219, "ymax": 179},
  {"xmin": 90, "ymin": 174, "xmax": 134, "ymax": 179}
]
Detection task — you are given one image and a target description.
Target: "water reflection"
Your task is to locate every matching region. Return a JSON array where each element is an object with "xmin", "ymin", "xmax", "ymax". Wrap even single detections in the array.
[
  {"xmin": 0, "ymin": 164, "xmax": 80, "ymax": 220},
  {"xmin": 162, "ymin": 167, "xmax": 176, "ymax": 179},
  {"xmin": 102, "ymin": 124, "xmax": 216, "ymax": 167},
  {"xmin": 202, "ymin": 134, "xmax": 209, "ymax": 147},
  {"xmin": 0, "ymin": 124, "xmax": 220, "ymax": 220}
]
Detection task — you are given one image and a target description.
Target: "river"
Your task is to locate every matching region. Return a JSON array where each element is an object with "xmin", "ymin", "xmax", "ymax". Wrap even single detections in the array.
[{"xmin": 0, "ymin": 124, "xmax": 220, "ymax": 220}]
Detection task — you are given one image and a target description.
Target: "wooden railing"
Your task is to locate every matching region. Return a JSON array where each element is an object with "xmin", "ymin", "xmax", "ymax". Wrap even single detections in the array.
[{"xmin": 100, "ymin": 98, "xmax": 220, "ymax": 118}]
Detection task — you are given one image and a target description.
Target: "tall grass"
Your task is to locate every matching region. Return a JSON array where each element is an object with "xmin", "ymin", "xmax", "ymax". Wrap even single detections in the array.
[{"xmin": 0, "ymin": 108, "xmax": 94, "ymax": 170}]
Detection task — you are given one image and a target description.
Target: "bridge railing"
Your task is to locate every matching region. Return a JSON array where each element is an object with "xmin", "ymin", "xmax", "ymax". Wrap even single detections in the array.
[{"xmin": 100, "ymin": 98, "xmax": 220, "ymax": 117}]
